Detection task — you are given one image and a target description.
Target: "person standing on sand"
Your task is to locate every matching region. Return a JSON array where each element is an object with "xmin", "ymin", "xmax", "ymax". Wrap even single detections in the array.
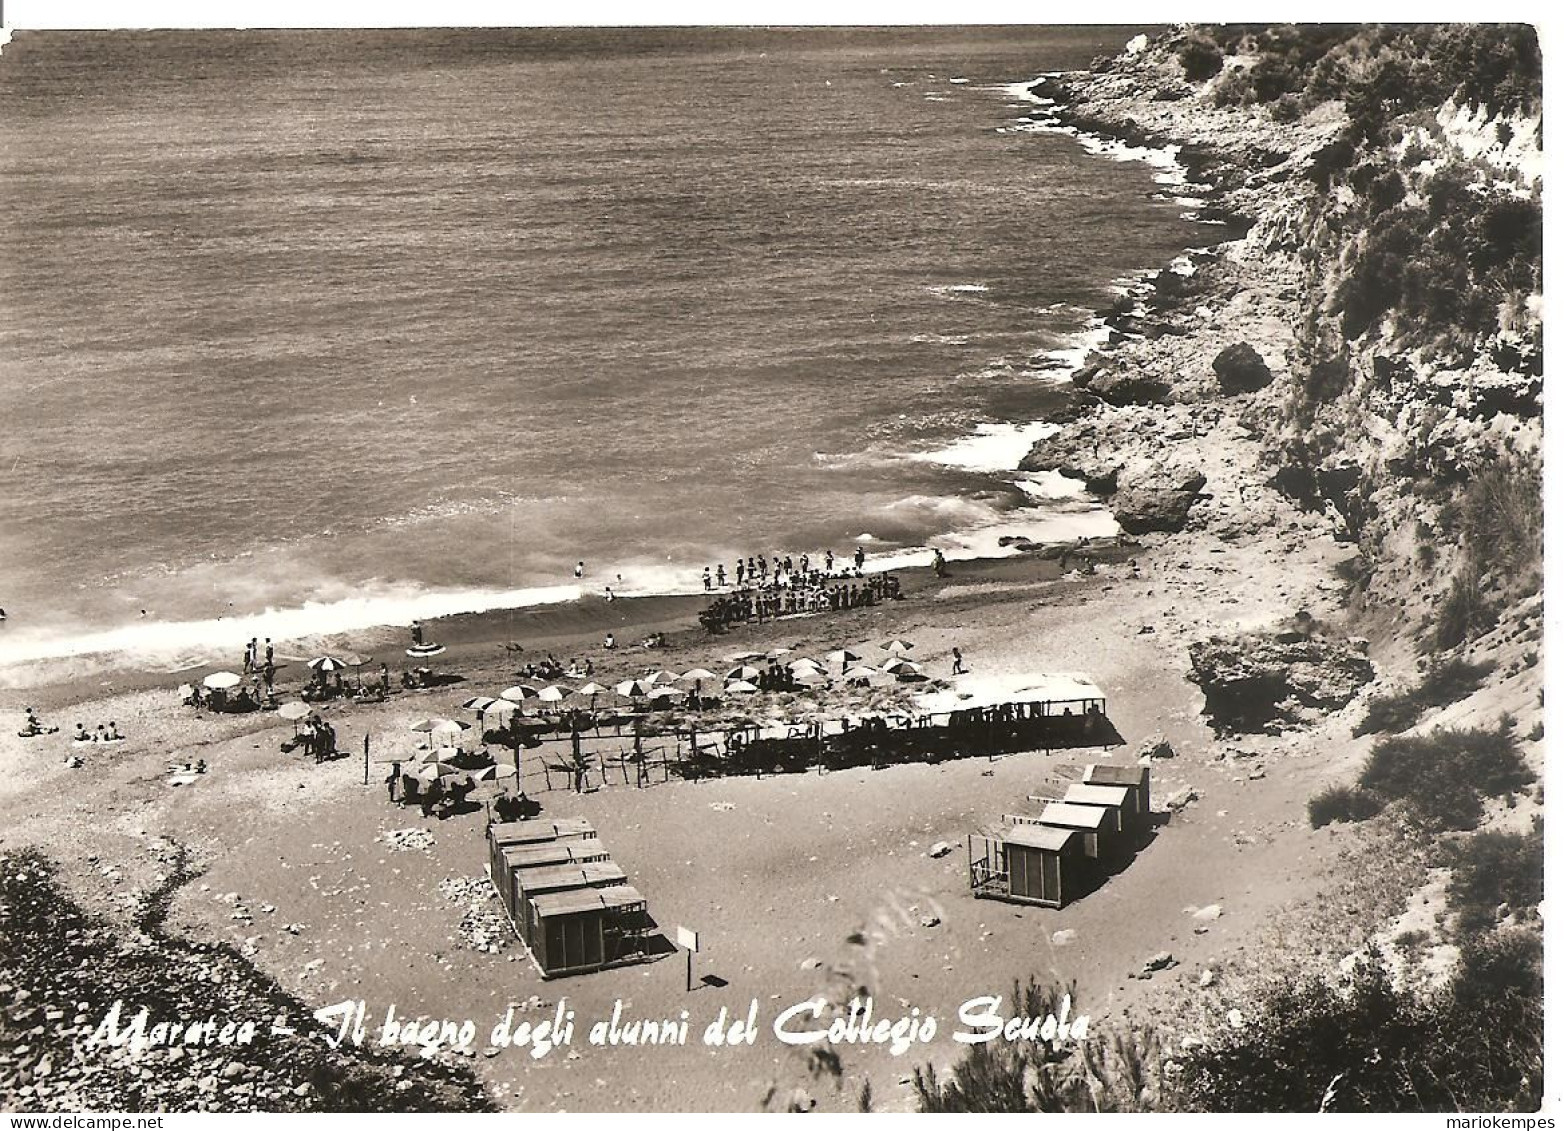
[
  {"xmin": 854, "ymin": 546, "xmax": 866, "ymax": 572},
  {"xmin": 411, "ymin": 620, "xmax": 424, "ymax": 647},
  {"xmin": 264, "ymin": 638, "xmax": 274, "ymax": 667},
  {"xmin": 952, "ymin": 646, "xmax": 966, "ymax": 675},
  {"xmin": 703, "ymin": 566, "xmax": 712, "ymax": 591},
  {"xmin": 575, "ymin": 561, "xmax": 585, "ymax": 579},
  {"xmin": 933, "ymin": 548, "xmax": 949, "ymax": 578},
  {"xmin": 379, "ymin": 663, "xmax": 391, "ymax": 695}
]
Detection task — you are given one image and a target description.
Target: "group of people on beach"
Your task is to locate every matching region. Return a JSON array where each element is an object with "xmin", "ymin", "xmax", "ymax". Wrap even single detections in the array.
[
  {"xmin": 284, "ymin": 712, "xmax": 338, "ymax": 762},
  {"xmin": 701, "ymin": 569, "xmax": 901, "ymax": 632},
  {"xmin": 702, "ymin": 546, "xmax": 873, "ymax": 593},
  {"xmin": 73, "ymin": 722, "xmax": 125, "ymax": 744}
]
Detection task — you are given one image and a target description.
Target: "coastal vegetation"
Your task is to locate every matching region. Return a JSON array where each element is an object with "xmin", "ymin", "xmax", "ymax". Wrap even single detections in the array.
[{"xmin": 1352, "ymin": 656, "xmax": 1495, "ymax": 736}]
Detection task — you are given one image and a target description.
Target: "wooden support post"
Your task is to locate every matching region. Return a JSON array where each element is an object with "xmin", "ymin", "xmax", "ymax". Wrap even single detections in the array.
[{"xmin": 363, "ymin": 734, "xmax": 370, "ymax": 786}]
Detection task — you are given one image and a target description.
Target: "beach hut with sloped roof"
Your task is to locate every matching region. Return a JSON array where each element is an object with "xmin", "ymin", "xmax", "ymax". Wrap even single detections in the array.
[
  {"xmin": 1062, "ymin": 782, "xmax": 1141, "ymax": 833},
  {"xmin": 970, "ymin": 823, "xmax": 1087, "ymax": 909},
  {"xmin": 496, "ymin": 842, "xmax": 613, "ymax": 917},
  {"xmin": 527, "ymin": 885, "xmax": 651, "ymax": 978},
  {"xmin": 1031, "ymin": 801, "xmax": 1115, "ymax": 860},
  {"xmin": 1082, "ymin": 763, "xmax": 1152, "ymax": 816}
]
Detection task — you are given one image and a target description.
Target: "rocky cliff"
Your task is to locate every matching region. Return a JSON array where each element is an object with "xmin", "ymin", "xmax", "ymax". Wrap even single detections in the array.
[{"xmin": 1022, "ymin": 24, "xmax": 1543, "ymax": 664}]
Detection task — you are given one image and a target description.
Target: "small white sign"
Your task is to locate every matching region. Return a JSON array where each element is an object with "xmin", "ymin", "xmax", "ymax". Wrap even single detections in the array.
[{"xmin": 676, "ymin": 926, "xmax": 700, "ymax": 952}]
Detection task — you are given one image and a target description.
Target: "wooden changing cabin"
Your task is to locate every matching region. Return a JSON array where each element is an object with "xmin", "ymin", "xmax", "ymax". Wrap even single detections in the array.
[
  {"xmin": 1062, "ymin": 782, "xmax": 1142, "ymax": 833},
  {"xmin": 1081, "ymin": 763, "xmax": 1152, "ymax": 817},
  {"xmin": 968, "ymin": 824, "xmax": 1086, "ymax": 909},
  {"xmin": 528, "ymin": 885, "xmax": 652, "ymax": 979},
  {"xmin": 1027, "ymin": 801, "xmax": 1116, "ymax": 860},
  {"xmin": 485, "ymin": 820, "xmax": 656, "ymax": 978}
]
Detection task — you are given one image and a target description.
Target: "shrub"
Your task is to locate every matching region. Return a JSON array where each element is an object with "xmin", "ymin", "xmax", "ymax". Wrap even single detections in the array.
[
  {"xmin": 1178, "ymin": 34, "xmax": 1226, "ymax": 83},
  {"xmin": 1308, "ymin": 785, "xmax": 1383, "ymax": 827},
  {"xmin": 1180, "ymin": 947, "xmax": 1541, "ymax": 1111},
  {"xmin": 1359, "ymin": 722, "xmax": 1531, "ymax": 830},
  {"xmin": 913, "ymin": 979, "xmax": 1171, "ymax": 1112},
  {"xmin": 1444, "ymin": 826, "xmax": 1543, "ymax": 937},
  {"xmin": 1353, "ymin": 658, "xmax": 1496, "ymax": 736}
]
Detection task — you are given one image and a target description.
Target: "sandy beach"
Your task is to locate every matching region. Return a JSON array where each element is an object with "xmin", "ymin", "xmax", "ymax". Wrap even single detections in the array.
[{"xmin": 1, "ymin": 24, "xmax": 1544, "ymax": 1115}]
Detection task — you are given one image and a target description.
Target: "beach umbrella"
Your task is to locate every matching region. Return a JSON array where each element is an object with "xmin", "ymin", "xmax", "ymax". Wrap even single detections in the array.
[
  {"xmin": 406, "ymin": 642, "xmax": 446, "ymax": 659},
  {"xmin": 576, "ymin": 681, "xmax": 610, "ymax": 696},
  {"xmin": 792, "ymin": 668, "xmax": 829, "ymax": 687},
  {"xmin": 842, "ymin": 665, "xmax": 884, "ymax": 685},
  {"xmin": 500, "ymin": 685, "xmax": 537, "ymax": 702},
  {"xmin": 824, "ymin": 649, "xmax": 860, "ymax": 669},
  {"xmin": 481, "ymin": 699, "xmax": 519, "ymax": 720},
  {"xmin": 882, "ymin": 639, "xmax": 916, "ymax": 655},
  {"xmin": 468, "ymin": 763, "xmax": 517, "ymax": 783},
  {"xmin": 646, "ymin": 670, "xmax": 681, "ymax": 685},
  {"xmin": 340, "ymin": 652, "xmax": 372, "ymax": 688},
  {"xmin": 462, "ymin": 695, "xmax": 500, "ymax": 712},
  {"xmin": 725, "ymin": 680, "xmax": 760, "ymax": 694},
  {"xmin": 308, "ymin": 655, "xmax": 346, "ymax": 673},
  {"xmin": 278, "ymin": 702, "xmax": 311, "ymax": 721},
  {"xmin": 413, "ymin": 761, "xmax": 466, "ymax": 783},
  {"xmin": 177, "ymin": 683, "xmax": 194, "ymax": 700},
  {"xmin": 788, "ymin": 657, "xmax": 823, "ymax": 671},
  {"xmin": 680, "ymin": 668, "xmax": 719, "ymax": 683},
  {"xmin": 203, "ymin": 671, "xmax": 241, "ymax": 690},
  {"xmin": 536, "ymin": 685, "xmax": 568, "ymax": 703},
  {"xmin": 615, "ymin": 679, "xmax": 653, "ymax": 699},
  {"xmin": 726, "ymin": 664, "xmax": 762, "ymax": 682},
  {"xmin": 881, "ymin": 657, "xmax": 921, "ymax": 675}
]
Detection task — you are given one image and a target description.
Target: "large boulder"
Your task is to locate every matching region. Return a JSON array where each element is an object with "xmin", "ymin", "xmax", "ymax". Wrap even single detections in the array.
[
  {"xmin": 1188, "ymin": 633, "xmax": 1375, "ymax": 734},
  {"xmin": 1111, "ymin": 465, "xmax": 1208, "ymax": 534},
  {"xmin": 1211, "ymin": 342, "xmax": 1274, "ymax": 394},
  {"xmin": 1084, "ymin": 366, "xmax": 1174, "ymax": 407}
]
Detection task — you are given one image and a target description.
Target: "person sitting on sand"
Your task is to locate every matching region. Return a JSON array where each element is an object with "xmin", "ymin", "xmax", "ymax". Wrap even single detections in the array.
[
  {"xmin": 105, "ymin": 722, "xmax": 124, "ymax": 742},
  {"xmin": 604, "ymin": 632, "xmax": 616, "ymax": 650},
  {"xmin": 74, "ymin": 723, "xmax": 91, "ymax": 742},
  {"xmin": 195, "ymin": 759, "xmax": 208, "ymax": 774}
]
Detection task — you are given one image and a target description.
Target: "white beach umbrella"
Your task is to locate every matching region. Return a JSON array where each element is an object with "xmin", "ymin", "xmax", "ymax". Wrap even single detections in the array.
[
  {"xmin": 409, "ymin": 717, "xmax": 468, "ymax": 734},
  {"xmin": 536, "ymin": 685, "xmax": 568, "ymax": 703},
  {"xmin": 680, "ymin": 668, "xmax": 720, "ymax": 683},
  {"xmin": 481, "ymin": 699, "xmax": 519, "ymax": 720},
  {"xmin": 500, "ymin": 685, "xmax": 537, "ymax": 702},
  {"xmin": 792, "ymin": 668, "xmax": 829, "ymax": 687},
  {"xmin": 615, "ymin": 679, "xmax": 653, "ymax": 699},
  {"xmin": 646, "ymin": 670, "xmax": 681, "ymax": 685},
  {"xmin": 725, "ymin": 680, "xmax": 760, "ymax": 694},
  {"xmin": 277, "ymin": 702, "xmax": 311, "ymax": 721},
  {"xmin": 203, "ymin": 671, "xmax": 241, "ymax": 690},
  {"xmin": 575, "ymin": 681, "xmax": 610, "ymax": 697},
  {"xmin": 881, "ymin": 639, "xmax": 916, "ymax": 655},
  {"xmin": 788, "ymin": 657, "xmax": 823, "ymax": 671},
  {"xmin": 824, "ymin": 649, "xmax": 860, "ymax": 669}
]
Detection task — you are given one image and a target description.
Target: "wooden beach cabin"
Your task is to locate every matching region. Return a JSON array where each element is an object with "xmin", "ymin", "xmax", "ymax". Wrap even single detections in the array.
[
  {"xmin": 496, "ymin": 841, "xmax": 613, "ymax": 918},
  {"xmin": 1028, "ymin": 801, "xmax": 1115, "ymax": 860},
  {"xmin": 1082, "ymin": 763, "xmax": 1152, "ymax": 816},
  {"xmin": 527, "ymin": 885, "xmax": 652, "ymax": 979},
  {"xmin": 1061, "ymin": 783, "xmax": 1135, "ymax": 835},
  {"xmin": 969, "ymin": 825, "xmax": 1086, "ymax": 909}
]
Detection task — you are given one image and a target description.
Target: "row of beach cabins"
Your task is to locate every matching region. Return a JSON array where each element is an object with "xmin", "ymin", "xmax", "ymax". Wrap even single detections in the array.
[
  {"xmin": 968, "ymin": 763, "xmax": 1153, "ymax": 910},
  {"xmin": 485, "ymin": 817, "xmax": 660, "ymax": 979}
]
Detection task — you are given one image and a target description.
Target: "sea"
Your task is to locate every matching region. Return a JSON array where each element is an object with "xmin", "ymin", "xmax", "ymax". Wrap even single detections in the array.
[{"xmin": 0, "ymin": 27, "xmax": 1224, "ymax": 681}]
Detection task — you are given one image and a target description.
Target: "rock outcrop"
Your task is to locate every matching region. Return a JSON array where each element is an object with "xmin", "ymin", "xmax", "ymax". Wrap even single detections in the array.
[{"xmin": 1188, "ymin": 632, "xmax": 1375, "ymax": 734}]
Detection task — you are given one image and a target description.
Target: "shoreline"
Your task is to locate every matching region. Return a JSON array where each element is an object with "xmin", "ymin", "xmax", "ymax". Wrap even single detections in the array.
[{"xmin": 0, "ymin": 67, "xmax": 1214, "ymax": 698}]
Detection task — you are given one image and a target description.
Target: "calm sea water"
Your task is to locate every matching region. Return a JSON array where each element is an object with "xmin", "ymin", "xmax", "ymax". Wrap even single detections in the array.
[{"xmin": 0, "ymin": 27, "xmax": 1214, "ymax": 672}]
